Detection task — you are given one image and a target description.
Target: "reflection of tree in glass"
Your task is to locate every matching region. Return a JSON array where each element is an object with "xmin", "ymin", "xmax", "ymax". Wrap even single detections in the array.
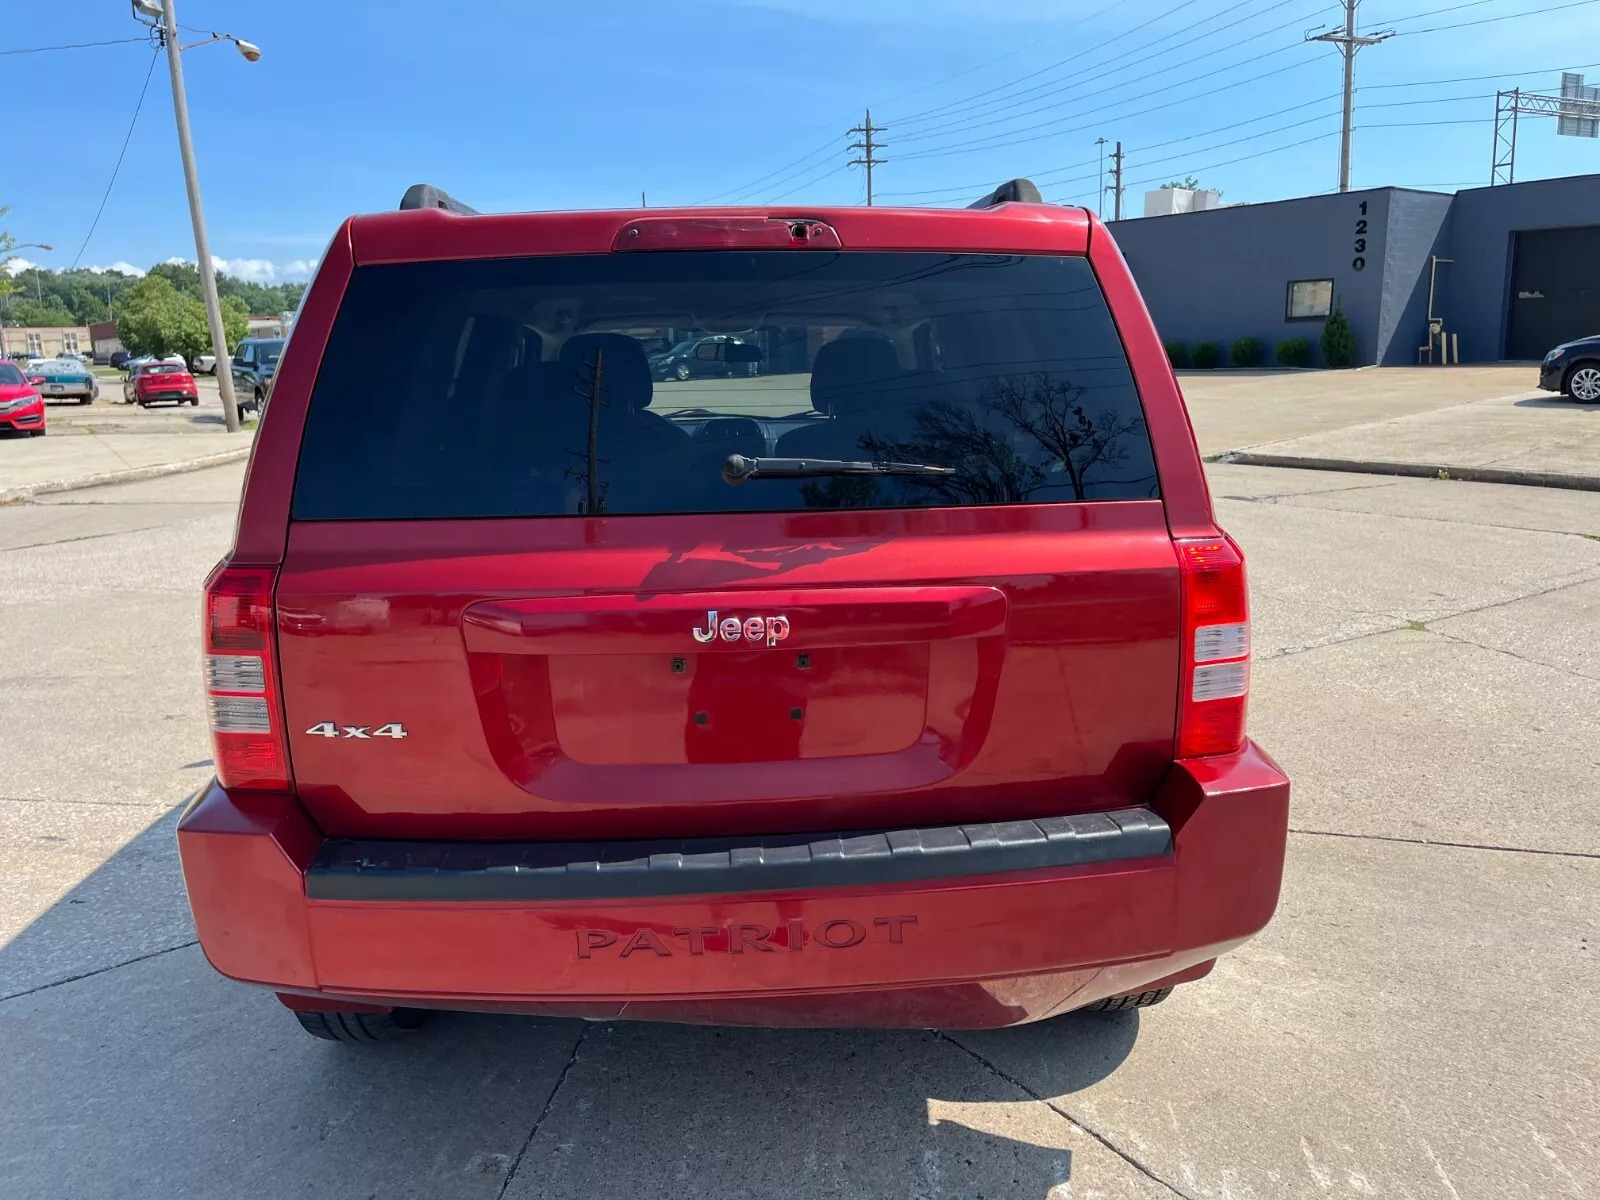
[
  {"xmin": 860, "ymin": 373, "xmax": 1145, "ymax": 504},
  {"xmin": 986, "ymin": 373, "xmax": 1145, "ymax": 501}
]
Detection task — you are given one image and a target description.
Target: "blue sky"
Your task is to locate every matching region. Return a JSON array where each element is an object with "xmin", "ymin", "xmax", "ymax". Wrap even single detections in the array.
[{"xmin": 5, "ymin": 0, "xmax": 1598, "ymax": 283}]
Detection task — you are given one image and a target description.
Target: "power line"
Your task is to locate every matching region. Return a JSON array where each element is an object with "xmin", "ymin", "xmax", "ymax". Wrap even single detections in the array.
[
  {"xmin": 693, "ymin": 135, "xmax": 841, "ymax": 206},
  {"xmin": 1123, "ymin": 130, "xmax": 1342, "ymax": 189},
  {"xmin": 70, "ymin": 49, "xmax": 161, "ymax": 271},
  {"xmin": 1365, "ymin": 58, "xmax": 1600, "ymax": 89},
  {"xmin": 878, "ymin": 0, "xmax": 1126, "ymax": 117},
  {"xmin": 1390, "ymin": 0, "xmax": 1600, "ymax": 35},
  {"xmin": 897, "ymin": 54, "xmax": 1316, "ymax": 162},
  {"xmin": 0, "ymin": 36, "xmax": 148, "ymax": 57},
  {"xmin": 893, "ymin": 0, "xmax": 1323, "ymax": 143},
  {"xmin": 769, "ymin": 161, "xmax": 852, "ymax": 203},
  {"xmin": 888, "ymin": 0, "xmax": 1200, "ymax": 126}
]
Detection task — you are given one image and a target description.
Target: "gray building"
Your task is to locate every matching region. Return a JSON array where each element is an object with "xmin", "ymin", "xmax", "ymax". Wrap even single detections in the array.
[{"xmin": 1107, "ymin": 173, "xmax": 1600, "ymax": 365}]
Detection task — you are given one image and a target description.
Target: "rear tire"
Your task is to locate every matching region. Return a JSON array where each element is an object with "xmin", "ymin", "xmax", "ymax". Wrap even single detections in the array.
[
  {"xmin": 292, "ymin": 1008, "xmax": 431, "ymax": 1043},
  {"xmin": 190, "ymin": 397, "xmax": 199, "ymax": 406},
  {"xmin": 1080, "ymin": 986, "xmax": 1174, "ymax": 1012},
  {"xmin": 80, "ymin": 396, "xmax": 93, "ymax": 406}
]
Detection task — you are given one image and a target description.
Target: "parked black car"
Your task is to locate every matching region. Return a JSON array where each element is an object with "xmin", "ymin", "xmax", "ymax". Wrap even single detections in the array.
[
  {"xmin": 1538, "ymin": 335, "xmax": 1600, "ymax": 402},
  {"xmin": 231, "ymin": 336, "xmax": 286, "ymax": 414},
  {"xmin": 109, "ymin": 350, "xmax": 134, "ymax": 370},
  {"xmin": 648, "ymin": 335, "xmax": 761, "ymax": 382}
]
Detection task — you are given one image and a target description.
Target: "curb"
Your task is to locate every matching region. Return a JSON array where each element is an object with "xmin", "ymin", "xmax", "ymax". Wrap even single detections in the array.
[
  {"xmin": 0, "ymin": 447, "xmax": 252, "ymax": 505},
  {"xmin": 1216, "ymin": 452, "xmax": 1600, "ymax": 493}
]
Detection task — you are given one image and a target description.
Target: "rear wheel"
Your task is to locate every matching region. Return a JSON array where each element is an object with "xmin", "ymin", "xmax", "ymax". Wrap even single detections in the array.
[
  {"xmin": 292, "ymin": 1007, "xmax": 431, "ymax": 1043},
  {"xmin": 1565, "ymin": 363, "xmax": 1600, "ymax": 401},
  {"xmin": 190, "ymin": 396, "xmax": 199, "ymax": 406},
  {"xmin": 80, "ymin": 396, "xmax": 93, "ymax": 406},
  {"xmin": 1079, "ymin": 986, "xmax": 1174, "ymax": 1012}
]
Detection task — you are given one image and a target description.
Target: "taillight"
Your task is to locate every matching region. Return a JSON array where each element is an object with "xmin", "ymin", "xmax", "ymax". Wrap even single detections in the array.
[
  {"xmin": 1176, "ymin": 536, "xmax": 1250, "ymax": 759},
  {"xmin": 203, "ymin": 561, "xmax": 290, "ymax": 790}
]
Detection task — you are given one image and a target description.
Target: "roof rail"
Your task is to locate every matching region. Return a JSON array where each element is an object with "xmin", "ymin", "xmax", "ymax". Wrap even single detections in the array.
[
  {"xmin": 968, "ymin": 178, "xmax": 1043, "ymax": 209},
  {"xmin": 398, "ymin": 184, "xmax": 479, "ymax": 216}
]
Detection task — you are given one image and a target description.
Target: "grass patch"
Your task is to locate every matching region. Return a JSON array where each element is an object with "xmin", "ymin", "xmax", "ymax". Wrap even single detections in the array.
[{"xmin": 1404, "ymin": 618, "xmax": 1428, "ymax": 632}]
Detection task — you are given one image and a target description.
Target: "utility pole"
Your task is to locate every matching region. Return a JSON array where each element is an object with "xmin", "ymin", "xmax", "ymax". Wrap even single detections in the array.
[
  {"xmin": 1109, "ymin": 141, "xmax": 1125, "ymax": 220},
  {"xmin": 1095, "ymin": 137, "xmax": 1108, "ymax": 217},
  {"xmin": 848, "ymin": 110, "xmax": 887, "ymax": 206},
  {"xmin": 1307, "ymin": 0, "xmax": 1392, "ymax": 193},
  {"xmin": 156, "ymin": 0, "xmax": 245, "ymax": 431}
]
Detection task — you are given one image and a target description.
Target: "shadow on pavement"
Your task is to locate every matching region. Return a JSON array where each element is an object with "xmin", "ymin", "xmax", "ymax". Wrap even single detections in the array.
[
  {"xmin": 1513, "ymin": 395, "xmax": 1600, "ymax": 410},
  {"xmin": 0, "ymin": 807, "xmax": 1144, "ymax": 1199}
]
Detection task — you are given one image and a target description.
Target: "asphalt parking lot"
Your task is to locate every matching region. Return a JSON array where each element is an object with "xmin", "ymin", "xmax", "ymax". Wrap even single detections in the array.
[{"xmin": 2, "ymin": 445, "xmax": 1597, "ymax": 1197}]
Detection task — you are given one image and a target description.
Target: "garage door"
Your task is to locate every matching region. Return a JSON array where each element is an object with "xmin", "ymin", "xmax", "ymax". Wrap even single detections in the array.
[{"xmin": 1506, "ymin": 225, "xmax": 1600, "ymax": 359}]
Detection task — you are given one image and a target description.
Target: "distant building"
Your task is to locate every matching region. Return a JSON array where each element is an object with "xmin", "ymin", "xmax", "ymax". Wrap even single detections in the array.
[
  {"xmin": 1109, "ymin": 172, "xmax": 1600, "ymax": 364},
  {"xmin": 89, "ymin": 320, "xmax": 124, "ymax": 363},
  {"xmin": 247, "ymin": 314, "xmax": 291, "ymax": 339},
  {"xmin": 0, "ymin": 324, "xmax": 92, "ymax": 359},
  {"xmin": 1143, "ymin": 187, "xmax": 1224, "ymax": 218}
]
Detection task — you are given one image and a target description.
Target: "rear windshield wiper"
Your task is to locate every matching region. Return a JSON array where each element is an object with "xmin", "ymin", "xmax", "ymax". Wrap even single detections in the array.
[{"xmin": 721, "ymin": 454, "xmax": 957, "ymax": 485}]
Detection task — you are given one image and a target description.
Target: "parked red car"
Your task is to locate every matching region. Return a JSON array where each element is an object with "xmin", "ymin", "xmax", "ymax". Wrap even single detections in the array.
[
  {"xmin": 0, "ymin": 361, "xmax": 46, "ymax": 435},
  {"xmin": 179, "ymin": 180, "xmax": 1290, "ymax": 1043},
  {"xmin": 123, "ymin": 361, "xmax": 199, "ymax": 407}
]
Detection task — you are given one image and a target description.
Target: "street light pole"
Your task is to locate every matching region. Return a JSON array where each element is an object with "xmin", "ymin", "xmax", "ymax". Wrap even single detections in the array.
[{"xmin": 157, "ymin": 0, "xmax": 243, "ymax": 431}]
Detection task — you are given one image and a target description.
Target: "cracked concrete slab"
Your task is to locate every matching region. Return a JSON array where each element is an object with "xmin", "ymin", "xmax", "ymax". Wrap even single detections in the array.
[
  {"xmin": 501, "ymin": 1021, "xmax": 1177, "ymax": 1200},
  {"xmin": 0, "ymin": 802, "xmax": 191, "ymax": 1000},
  {"xmin": 1254, "ymin": 627, "xmax": 1600, "ymax": 855},
  {"xmin": 0, "ymin": 948, "xmax": 585, "ymax": 1200},
  {"xmin": 1429, "ymin": 576, "xmax": 1600, "ymax": 683},
  {"xmin": 955, "ymin": 835, "xmax": 1600, "ymax": 1200},
  {"xmin": 1217, "ymin": 490, "xmax": 1600, "ymax": 658}
]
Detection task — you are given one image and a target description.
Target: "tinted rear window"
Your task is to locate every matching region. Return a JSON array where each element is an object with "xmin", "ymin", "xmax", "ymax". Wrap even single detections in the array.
[{"xmin": 292, "ymin": 251, "xmax": 1157, "ymax": 520}]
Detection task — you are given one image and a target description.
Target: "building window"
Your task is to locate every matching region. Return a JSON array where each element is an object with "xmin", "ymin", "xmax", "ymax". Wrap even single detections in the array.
[
  {"xmin": 1286, "ymin": 279, "xmax": 1334, "ymax": 320},
  {"xmin": 25, "ymin": 333, "xmax": 42, "ymax": 356},
  {"xmin": 61, "ymin": 332, "xmax": 80, "ymax": 353}
]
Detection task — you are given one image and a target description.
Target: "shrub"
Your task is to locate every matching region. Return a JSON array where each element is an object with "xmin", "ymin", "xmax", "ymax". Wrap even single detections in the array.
[
  {"xmin": 1275, "ymin": 338, "xmax": 1313, "ymax": 367},
  {"xmin": 1163, "ymin": 341, "xmax": 1188, "ymax": 368},
  {"xmin": 1230, "ymin": 337, "xmax": 1263, "ymax": 368},
  {"xmin": 1190, "ymin": 341, "xmax": 1220, "ymax": 369},
  {"xmin": 1320, "ymin": 299, "xmax": 1357, "ymax": 368}
]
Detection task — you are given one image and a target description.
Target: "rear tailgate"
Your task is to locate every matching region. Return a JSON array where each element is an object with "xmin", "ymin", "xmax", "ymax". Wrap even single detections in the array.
[
  {"xmin": 276, "ymin": 504, "xmax": 1178, "ymax": 839},
  {"xmin": 266, "ymin": 208, "xmax": 1188, "ymax": 841}
]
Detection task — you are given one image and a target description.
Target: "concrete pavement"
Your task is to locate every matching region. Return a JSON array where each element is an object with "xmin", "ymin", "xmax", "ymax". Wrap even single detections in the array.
[
  {"xmin": 0, "ymin": 376, "xmax": 253, "ymax": 503},
  {"xmin": 1182, "ymin": 364, "xmax": 1600, "ymax": 487},
  {"xmin": 2, "ymin": 463, "xmax": 1598, "ymax": 1199}
]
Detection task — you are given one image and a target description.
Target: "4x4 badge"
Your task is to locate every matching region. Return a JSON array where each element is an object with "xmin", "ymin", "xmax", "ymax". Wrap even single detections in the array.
[{"xmin": 691, "ymin": 610, "xmax": 791, "ymax": 647}]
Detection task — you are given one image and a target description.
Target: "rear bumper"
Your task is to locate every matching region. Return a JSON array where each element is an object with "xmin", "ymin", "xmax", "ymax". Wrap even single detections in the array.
[{"xmin": 177, "ymin": 742, "xmax": 1289, "ymax": 1029}]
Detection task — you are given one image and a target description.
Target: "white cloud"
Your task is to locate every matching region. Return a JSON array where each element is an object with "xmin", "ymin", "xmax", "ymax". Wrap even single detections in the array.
[
  {"xmin": 211, "ymin": 257, "xmax": 278, "ymax": 282},
  {"xmin": 167, "ymin": 255, "xmax": 317, "ymax": 283},
  {"xmin": 87, "ymin": 262, "xmax": 146, "ymax": 277},
  {"xmin": 2, "ymin": 256, "xmax": 38, "ymax": 277}
]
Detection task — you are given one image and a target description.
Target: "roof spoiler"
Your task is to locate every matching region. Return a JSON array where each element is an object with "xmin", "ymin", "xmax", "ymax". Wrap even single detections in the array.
[
  {"xmin": 398, "ymin": 184, "xmax": 479, "ymax": 216},
  {"xmin": 968, "ymin": 178, "xmax": 1043, "ymax": 209}
]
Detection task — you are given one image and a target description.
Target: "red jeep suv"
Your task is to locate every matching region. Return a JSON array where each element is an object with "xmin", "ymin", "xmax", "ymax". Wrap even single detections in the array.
[{"xmin": 179, "ymin": 180, "xmax": 1289, "ymax": 1042}]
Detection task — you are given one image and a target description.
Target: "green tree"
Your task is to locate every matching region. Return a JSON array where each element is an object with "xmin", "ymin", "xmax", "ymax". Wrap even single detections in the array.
[
  {"xmin": 9, "ymin": 301, "xmax": 77, "ymax": 327},
  {"xmin": 0, "ymin": 206, "xmax": 15, "ymax": 304},
  {"xmin": 1320, "ymin": 298, "xmax": 1357, "ymax": 368},
  {"xmin": 119, "ymin": 275, "xmax": 250, "ymax": 359}
]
